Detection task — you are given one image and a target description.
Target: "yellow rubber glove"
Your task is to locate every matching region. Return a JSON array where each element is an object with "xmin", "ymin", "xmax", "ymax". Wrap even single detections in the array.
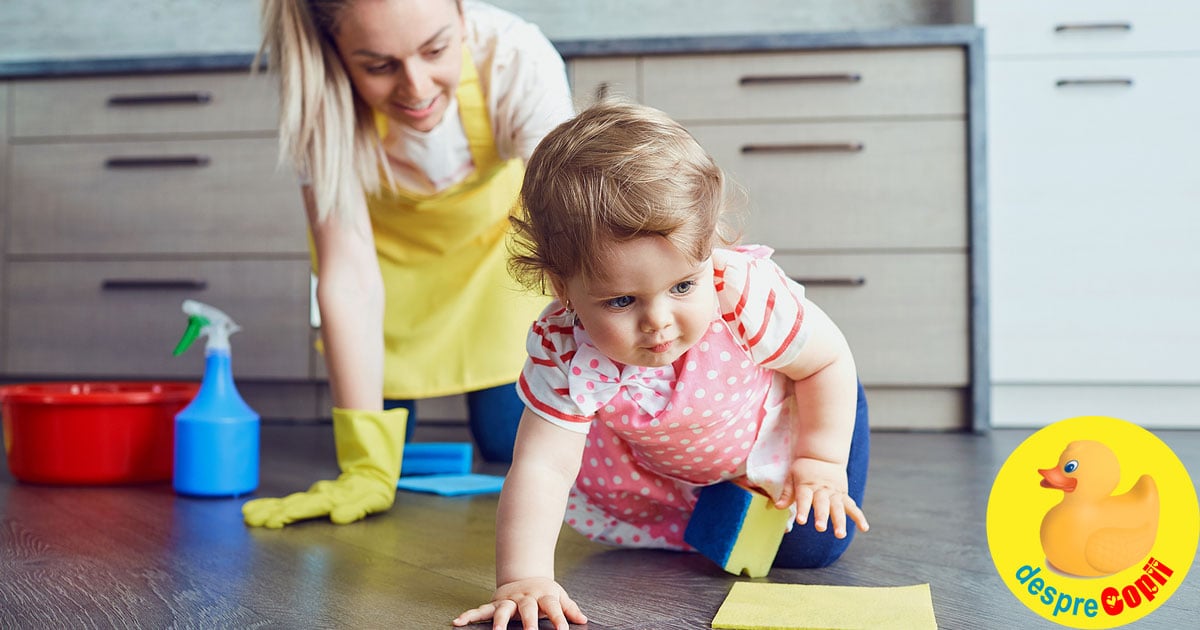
[{"xmin": 243, "ymin": 407, "xmax": 407, "ymax": 528}]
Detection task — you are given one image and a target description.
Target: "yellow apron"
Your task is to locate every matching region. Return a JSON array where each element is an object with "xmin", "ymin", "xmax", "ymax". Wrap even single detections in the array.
[{"xmin": 367, "ymin": 48, "xmax": 547, "ymax": 399}]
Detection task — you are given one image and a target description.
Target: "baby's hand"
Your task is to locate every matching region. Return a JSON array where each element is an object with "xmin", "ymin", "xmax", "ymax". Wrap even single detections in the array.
[
  {"xmin": 776, "ymin": 457, "xmax": 869, "ymax": 538},
  {"xmin": 453, "ymin": 577, "xmax": 587, "ymax": 630}
]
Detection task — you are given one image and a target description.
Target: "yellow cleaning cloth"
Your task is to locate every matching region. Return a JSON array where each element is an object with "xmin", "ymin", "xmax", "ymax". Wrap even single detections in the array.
[{"xmin": 711, "ymin": 582, "xmax": 937, "ymax": 630}]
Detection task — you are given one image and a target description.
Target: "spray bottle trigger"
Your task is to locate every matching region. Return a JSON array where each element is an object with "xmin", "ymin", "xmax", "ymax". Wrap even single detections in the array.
[{"xmin": 173, "ymin": 314, "xmax": 210, "ymax": 356}]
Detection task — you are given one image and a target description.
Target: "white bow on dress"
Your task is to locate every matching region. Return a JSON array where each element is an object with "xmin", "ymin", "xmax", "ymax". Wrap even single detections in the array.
[{"xmin": 567, "ymin": 343, "xmax": 676, "ymax": 417}]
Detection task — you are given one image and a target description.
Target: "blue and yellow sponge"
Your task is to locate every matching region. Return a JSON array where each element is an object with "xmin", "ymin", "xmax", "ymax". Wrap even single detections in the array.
[{"xmin": 685, "ymin": 481, "xmax": 793, "ymax": 578}]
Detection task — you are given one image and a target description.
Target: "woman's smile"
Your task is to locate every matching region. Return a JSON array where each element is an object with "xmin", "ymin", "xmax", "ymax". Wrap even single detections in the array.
[{"xmin": 395, "ymin": 94, "xmax": 440, "ymax": 118}]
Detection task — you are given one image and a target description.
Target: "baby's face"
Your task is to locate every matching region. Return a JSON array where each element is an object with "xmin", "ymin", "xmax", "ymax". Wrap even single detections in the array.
[{"xmin": 560, "ymin": 235, "xmax": 715, "ymax": 368}]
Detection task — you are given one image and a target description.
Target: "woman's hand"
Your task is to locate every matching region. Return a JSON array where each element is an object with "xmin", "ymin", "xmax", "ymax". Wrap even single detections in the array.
[
  {"xmin": 775, "ymin": 456, "xmax": 869, "ymax": 539},
  {"xmin": 453, "ymin": 577, "xmax": 587, "ymax": 630}
]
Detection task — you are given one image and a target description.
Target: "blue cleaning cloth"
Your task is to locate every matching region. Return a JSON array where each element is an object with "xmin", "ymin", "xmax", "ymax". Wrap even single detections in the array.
[{"xmin": 395, "ymin": 473, "xmax": 505, "ymax": 496}]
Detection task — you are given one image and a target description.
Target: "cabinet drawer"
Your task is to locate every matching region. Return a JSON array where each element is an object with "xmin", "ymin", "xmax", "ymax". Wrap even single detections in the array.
[
  {"xmin": 988, "ymin": 57, "xmax": 1198, "ymax": 214},
  {"xmin": 4, "ymin": 260, "xmax": 311, "ymax": 379},
  {"xmin": 12, "ymin": 72, "xmax": 277, "ymax": 138},
  {"xmin": 570, "ymin": 57, "xmax": 640, "ymax": 108},
  {"xmin": 643, "ymin": 48, "xmax": 964, "ymax": 122},
  {"xmin": 988, "ymin": 56, "xmax": 1200, "ymax": 383},
  {"xmin": 978, "ymin": 0, "xmax": 1200, "ymax": 57},
  {"xmin": 864, "ymin": 387, "xmax": 967, "ymax": 430},
  {"xmin": 9, "ymin": 137, "xmax": 306, "ymax": 256},
  {"xmin": 0, "ymin": 82, "xmax": 8, "ymax": 330},
  {"xmin": 691, "ymin": 120, "xmax": 967, "ymax": 250},
  {"xmin": 773, "ymin": 252, "xmax": 969, "ymax": 386}
]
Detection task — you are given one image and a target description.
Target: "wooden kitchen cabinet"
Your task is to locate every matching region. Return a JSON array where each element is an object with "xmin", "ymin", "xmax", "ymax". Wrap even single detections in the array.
[
  {"xmin": 977, "ymin": 0, "xmax": 1200, "ymax": 427},
  {"xmin": 569, "ymin": 57, "xmax": 639, "ymax": 108},
  {"xmin": 641, "ymin": 48, "xmax": 964, "ymax": 120},
  {"xmin": 1, "ymin": 36, "xmax": 984, "ymax": 427},
  {"xmin": 11, "ymin": 73, "xmax": 278, "ymax": 137},
  {"xmin": 687, "ymin": 120, "xmax": 967, "ymax": 251},
  {"xmin": 8, "ymin": 137, "xmax": 303, "ymax": 256},
  {"xmin": 0, "ymin": 81, "xmax": 8, "ymax": 347},
  {"xmin": 0, "ymin": 71, "xmax": 319, "ymax": 418},
  {"xmin": 5, "ymin": 259, "xmax": 310, "ymax": 379},
  {"xmin": 569, "ymin": 46, "xmax": 977, "ymax": 430}
]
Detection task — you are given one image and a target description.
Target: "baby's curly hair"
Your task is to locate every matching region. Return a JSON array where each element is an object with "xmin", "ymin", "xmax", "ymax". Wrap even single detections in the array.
[{"xmin": 510, "ymin": 101, "xmax": 737, "ymax": 293}]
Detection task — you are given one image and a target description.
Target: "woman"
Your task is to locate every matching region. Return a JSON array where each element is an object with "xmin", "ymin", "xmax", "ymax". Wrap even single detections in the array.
[{"xmin": 243, "ymin": 0, "xmax": 573, "ymax": 528}]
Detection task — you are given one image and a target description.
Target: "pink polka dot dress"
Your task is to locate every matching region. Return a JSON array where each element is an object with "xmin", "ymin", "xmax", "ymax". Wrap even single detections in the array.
[{"xmin": 518, "ymin": 246, "xmax": 808, "ymax": 550}]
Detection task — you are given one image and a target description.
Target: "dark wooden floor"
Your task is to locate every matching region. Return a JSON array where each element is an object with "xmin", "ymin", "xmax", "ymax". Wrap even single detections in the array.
[{"xmin": 2, "ymin": 422, "xmax": 1197, "ymax": 629}]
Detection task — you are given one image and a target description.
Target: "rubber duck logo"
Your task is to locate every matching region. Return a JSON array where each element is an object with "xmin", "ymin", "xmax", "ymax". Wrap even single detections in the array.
[
  {"xmin": 1038, "ymin": 440, "xmax": 1158, "ymax": 577},
  {"xmin": 986, "ymin": 416, "xmax": 1198, "ymax": 628}
]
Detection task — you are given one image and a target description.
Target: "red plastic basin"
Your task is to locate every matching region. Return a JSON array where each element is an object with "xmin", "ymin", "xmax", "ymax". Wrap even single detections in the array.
[{"xmin": 0, "ymin": 382, "xmax": 199, "ymax": 485}]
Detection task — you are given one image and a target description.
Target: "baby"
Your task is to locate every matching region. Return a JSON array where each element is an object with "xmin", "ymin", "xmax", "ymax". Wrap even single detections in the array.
[{"xmin": 456, "ymin": 101, "xmax": 870, "ymax": 630}]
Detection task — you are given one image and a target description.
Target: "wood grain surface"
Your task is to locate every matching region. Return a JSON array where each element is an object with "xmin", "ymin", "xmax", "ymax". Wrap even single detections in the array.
[{"xmin": 1, "ymin": 423, "xmax": 1196, "ymax": 629}]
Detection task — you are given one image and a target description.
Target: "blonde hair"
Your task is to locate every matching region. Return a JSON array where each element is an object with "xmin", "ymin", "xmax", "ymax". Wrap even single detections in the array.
[
  {"xmin": 257, "ymin": 0, "xmax": 387, "ymax": 224},
  {"xmin": 511, "ymin": 101, "xmax": 736, "ymax": 292}
]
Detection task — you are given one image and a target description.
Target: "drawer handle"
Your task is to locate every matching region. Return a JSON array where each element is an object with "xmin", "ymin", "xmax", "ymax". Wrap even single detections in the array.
[
  {"xmin": 742, "ymin": 143, "xmax": 864, "ymax": 154},
  {"xmin": 1055, "ymin": 77, "xmax": 1134, "ymax": 88},
  {"xmin": 740, "ymin": 73, "xmax": 862, "ymax": 86},
  {"xmin": 107, "ymin": 92, "xmax": 213, "ymax": 106},
  {"xmin": 790, "ymin": 276, "xmax": 866, "ymax": 287},
  {"xmin": 105, "ymin": 155, "xmax": 211, "ymax": 169},
  {"xmin": 593, "ymin": 81, "xmax": 611, "ymax": 101},
  {"xmin": 1054, "ymin": 22, "xmax": 1132, "ymax": 33},
  {"xmin": 102, "ymin": 279, "xmax": 208, "ymax": 291}
]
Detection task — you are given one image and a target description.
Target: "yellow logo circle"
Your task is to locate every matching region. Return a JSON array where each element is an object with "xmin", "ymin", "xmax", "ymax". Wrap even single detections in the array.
[{"xmin": 987, "ymin": 416, "xmax": 1198, "ymax": 628}]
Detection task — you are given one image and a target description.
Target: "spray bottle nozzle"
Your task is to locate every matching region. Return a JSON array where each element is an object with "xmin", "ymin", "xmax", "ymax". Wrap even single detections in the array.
[{"xmin": 173, "ymin": 300, "xmax": 240, "ymax": 357}]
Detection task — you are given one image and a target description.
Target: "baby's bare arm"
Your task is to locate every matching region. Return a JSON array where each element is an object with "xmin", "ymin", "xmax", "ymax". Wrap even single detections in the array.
[
  {"xmin": 774, "ymin": 299, "xmax": 867, "ymax": 535},
  {"xmin": 454, "ymin": 409, "xmax": 588, "ymax": 630}
]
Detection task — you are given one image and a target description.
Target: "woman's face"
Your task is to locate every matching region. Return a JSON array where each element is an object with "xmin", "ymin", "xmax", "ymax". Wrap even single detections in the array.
[{"xmin": 333, "ymin": 0, "xmax": 464, "ymax": 133}]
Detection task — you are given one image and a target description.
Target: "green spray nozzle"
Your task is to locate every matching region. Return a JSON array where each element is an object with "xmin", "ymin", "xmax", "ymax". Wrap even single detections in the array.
[
  {"xmin": 173, "ymin": 300, "xmax": 241, "ymax": 356},
  {"xmin": 173, "ymin": 314, "xmax": 210, "ymax": 356}
]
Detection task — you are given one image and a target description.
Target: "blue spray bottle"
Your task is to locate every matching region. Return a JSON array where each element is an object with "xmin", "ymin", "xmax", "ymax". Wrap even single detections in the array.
[{"xmin": 172, "ymin": 300, "xmax": 259, "ymax": 497}]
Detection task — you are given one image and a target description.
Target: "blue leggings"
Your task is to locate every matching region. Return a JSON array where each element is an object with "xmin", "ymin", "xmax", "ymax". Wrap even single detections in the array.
[
  {"xmin": 385, "ymin": 382, "xmax": 523, "ymax": 463},
  {"xmin": 772, "ymin": 380, "xmax": 870, "ymax": 569}
]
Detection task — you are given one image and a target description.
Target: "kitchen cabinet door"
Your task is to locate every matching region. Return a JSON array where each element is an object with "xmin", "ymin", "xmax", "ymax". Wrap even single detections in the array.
[
  {"xmin": 9, "ymin": 138, "xmax": 305, "ymax": 256},
  {"xmin": 12, "ymin": 73, "xmax": 276, "ymax": 138},
  {"xmin": 5, "ymin": 259, "xmax": 311, "ymax": 379},
  {"xmin": 569, "ymin": 57, "xmax": 639, "ymax": 108},
  {"xmin": 689, "ymin": 120, "xmax": 967, "ymax": 251},
  {"xmin": 977, "ymin": 0, "xmax": 1200, "ymax": 58},
  {"xmin": 0, "ymin": 81, "xmax": 8, "ymax": 361},
  {"xmin": 988, "ymin": 57, "xmax": 1200, "ymax": 384}
]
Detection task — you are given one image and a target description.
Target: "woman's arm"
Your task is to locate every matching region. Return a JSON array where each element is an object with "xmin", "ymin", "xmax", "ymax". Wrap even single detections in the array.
[
  {"xmin": 304, "ymin": 184, "xmax": 385, "ymax": 410},
  {"xmin": 242, "ymin": 186, "xmax": 396, "ymax": 529}
]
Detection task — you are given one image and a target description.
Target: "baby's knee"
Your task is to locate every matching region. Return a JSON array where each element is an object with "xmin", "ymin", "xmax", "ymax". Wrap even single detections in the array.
[{"xmin": 772, "ymin": 527, "xmax": 856, "ymax": 569}]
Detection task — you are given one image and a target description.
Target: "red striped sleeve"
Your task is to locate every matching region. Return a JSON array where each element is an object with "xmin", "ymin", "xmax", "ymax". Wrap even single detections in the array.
[
  {"xmin": 745, "ymin": 289, "xmax": 777, "ymax": 349},
  {"xmin": 519, "ymin": 374, "xmax": 589, "ymax": 424},
  {"xmin": 519, "ymin": 304, "xmax": 592, "ymax": 430},
  {"xmin": 714, "ymin": 246, "xmax": 809, "ymax": 369},
  {"xmin": 761, "ymin": 301, "xmax": 804, "ymax": 364},
  {"xmin": 545, "ymin": 324, "xmax": 575, "ymax": 336}
]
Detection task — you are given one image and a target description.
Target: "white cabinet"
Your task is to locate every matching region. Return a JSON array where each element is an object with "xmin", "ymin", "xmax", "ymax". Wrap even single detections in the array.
[
  {"xmin": 978, "ymin": 0, "xmax": 1200, "ymax": 427},
  {"xmin": 569, "ymin": 46, "xmax": 977, "ymax": 430}
]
